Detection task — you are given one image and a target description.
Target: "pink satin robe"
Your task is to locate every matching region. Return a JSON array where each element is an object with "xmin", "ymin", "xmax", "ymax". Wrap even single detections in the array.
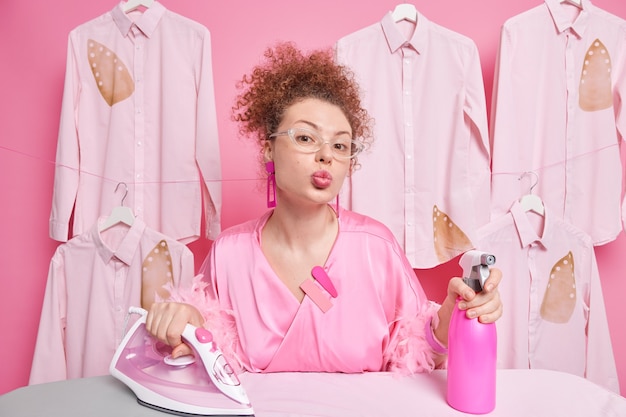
[{"xmin": 195, "ymin": 208, "xmax": 441, "ymax": 373}]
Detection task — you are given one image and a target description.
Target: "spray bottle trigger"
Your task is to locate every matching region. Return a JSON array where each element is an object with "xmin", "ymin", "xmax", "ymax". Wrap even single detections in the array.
[
  {"xmin": 463, "ymin": 265, "xmax": 490, "ymax": 292},
  {"xmin": 459, "ymin": 251, "xmax": 496, "ymax": 293}
]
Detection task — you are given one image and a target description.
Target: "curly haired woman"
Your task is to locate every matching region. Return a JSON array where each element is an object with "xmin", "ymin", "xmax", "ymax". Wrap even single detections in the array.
[{"xmin": 146, "ymin": 42, "xmax": 502, "ymax": 374}]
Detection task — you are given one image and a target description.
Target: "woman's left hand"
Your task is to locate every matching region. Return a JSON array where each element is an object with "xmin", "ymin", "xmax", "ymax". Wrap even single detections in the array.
[
  {"xmin": 434, "ymin": 268, "xmax": 503, "ymax": 347},
  {"xmin": 450, "ymin": 267, "xmax": 503, "ymax": 324}
]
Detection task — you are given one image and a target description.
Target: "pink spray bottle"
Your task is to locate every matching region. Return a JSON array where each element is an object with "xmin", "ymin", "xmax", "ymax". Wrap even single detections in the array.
[{"xmin": 447, "ymin": 250, "xmax": 497, "ymax": 414}]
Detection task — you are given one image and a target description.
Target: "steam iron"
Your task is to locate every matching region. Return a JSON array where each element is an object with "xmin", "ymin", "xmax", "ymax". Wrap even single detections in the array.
[{"xmin": 110, "ymin": 307, "xmax": 254, "ymax": 416}]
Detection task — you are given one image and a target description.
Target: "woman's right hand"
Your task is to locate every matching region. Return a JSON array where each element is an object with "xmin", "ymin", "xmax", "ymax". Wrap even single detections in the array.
[{"xmin": 146, "ymin": 302, "xmax": 205, "ymax": 358}]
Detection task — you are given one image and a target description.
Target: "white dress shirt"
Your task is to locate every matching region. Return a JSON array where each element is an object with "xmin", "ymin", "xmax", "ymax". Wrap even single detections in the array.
[
  {"xmin": 490, "ymin": 0, "xmax": 626, "ymax": 244},
  {"xmin": 475, "ymin": 200, "xmax": 619, "ymax": 393},
  {"xmin": 336, "ymin": 11, "xmax": 490, "ymax": 268},
  {"xmin": 50, "ymin": 1, "xmax": 221, "ymax": 243}
]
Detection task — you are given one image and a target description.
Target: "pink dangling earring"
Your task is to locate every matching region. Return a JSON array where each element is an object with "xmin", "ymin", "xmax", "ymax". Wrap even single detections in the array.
[{"xmin": 266, "ymin": 161, "xmax": 276, "ymax": 208}]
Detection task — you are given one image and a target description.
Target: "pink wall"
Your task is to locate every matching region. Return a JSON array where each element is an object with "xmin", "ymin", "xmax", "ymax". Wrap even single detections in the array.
[{"xmin": 1, "ymin": 0, "xmax": 624, "ymax": 396}]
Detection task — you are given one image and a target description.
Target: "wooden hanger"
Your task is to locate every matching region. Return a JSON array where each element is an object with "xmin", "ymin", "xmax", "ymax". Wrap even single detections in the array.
[
  {"xmin": 123, "ymin": 0, "xmax": 154, "ymax": 13},
  {"xmin": 518, "ymin": 172, "xmax": 545, "ymax": 216},
  {"xmin": 391, "ymin": 3, "xmax": 417, "ymax": 23},
  {"xmin": 99, "ymin": 182, "xmax": 135, "ymax": 231}
]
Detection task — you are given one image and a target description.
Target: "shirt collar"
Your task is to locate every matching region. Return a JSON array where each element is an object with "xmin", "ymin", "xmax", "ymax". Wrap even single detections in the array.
[
  {"xmin": 111, "ymin": 1, "xmax": 166, "ymax": 38},
  {"xmin": 94, "ymin": 217, "xmax": 147, "ymax": 265},
  {"xmin": 544, "ymin": 0, "xmax": 592, "ymax": 38},
  {"xmin": 380, "ymin": 11, "xmax": 429, "ymax": 55},
  {"xmin": 509, "ymin": 199, "xmax": 552, "ymax": 250}
]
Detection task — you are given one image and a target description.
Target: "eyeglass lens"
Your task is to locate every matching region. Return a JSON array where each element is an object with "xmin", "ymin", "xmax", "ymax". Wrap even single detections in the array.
[{"xmin": 289, "ymin": 128, "xmax": 359, "ymax": 159}]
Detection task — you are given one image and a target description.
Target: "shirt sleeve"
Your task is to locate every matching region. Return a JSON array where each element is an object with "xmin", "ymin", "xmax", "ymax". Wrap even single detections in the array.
[
  {"xmin": 49, "ymin": 32, "xmax": 81, "ymax": 242},
  {"xmin": 332, "ymin": 41, "xmax": 354, "ymax": 212},
  {"xmin": 584, "ymin": 252, "xmax": 621, "ymax": 393},
  {"xmin": 464, "ymin": 41, "xmax": 491, "ymax": 224},
  {"xmin": 616, "ymin": 28, "xmax": 626, "ymax": 231},
  {"xmin": 194, "ymin": 27, "xmax": 222, "ymax": 240},
  {"xmin": 489, "ymin": 24, "xmax": 519, "ymax": 218},
  {"xmin": 615, "ymin": 26, "xmax": 626, "ymax": 146},
  {"xmin": 176, "ymin": 244, "xmax": 196, "ymax": 289},
  {"xmin": 29, "ymin": 251, "xmax": 68, "ymax": 384}
]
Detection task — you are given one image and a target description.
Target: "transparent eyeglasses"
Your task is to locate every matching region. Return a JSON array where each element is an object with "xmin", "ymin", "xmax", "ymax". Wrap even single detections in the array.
[{"xmin": 269, "ymin": 127, "xmax": 363, "ymax": 160}]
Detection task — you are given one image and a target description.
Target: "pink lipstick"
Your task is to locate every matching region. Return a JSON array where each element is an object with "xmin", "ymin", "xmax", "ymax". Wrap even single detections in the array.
[{"xmin": 312, "ymin": 170, "xmax": 332, "ymax": 188}]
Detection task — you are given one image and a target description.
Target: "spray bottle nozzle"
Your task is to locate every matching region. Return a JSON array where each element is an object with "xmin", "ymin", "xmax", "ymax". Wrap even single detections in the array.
[{"xmin": 458, "ymin": 250, "xmax": 496, "ymax": 293}]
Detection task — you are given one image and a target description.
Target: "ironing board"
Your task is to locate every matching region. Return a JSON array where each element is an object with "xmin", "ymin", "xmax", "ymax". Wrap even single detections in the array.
[{"xmin": 1, "ymin": 369, "xmax": 624, "ymax": 416}]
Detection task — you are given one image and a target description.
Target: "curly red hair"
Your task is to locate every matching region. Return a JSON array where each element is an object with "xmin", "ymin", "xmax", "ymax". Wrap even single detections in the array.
[{"xmin": 232, "ymin": 42, "xmax": 372, "ymax": 166}]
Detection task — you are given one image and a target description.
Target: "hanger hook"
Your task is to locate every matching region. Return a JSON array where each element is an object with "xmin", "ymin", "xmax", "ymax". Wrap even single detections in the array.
[
  {"xmin": 115, "ymin": 182, "xmax": 129, "ymax": 206},
  {"xmin": 518, "ymin": 171, "xmax": 539, "ymax": 194}
]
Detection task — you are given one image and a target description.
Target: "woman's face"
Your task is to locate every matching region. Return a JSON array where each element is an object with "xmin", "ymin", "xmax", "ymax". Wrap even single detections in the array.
[{"xmin": 264, "ymin": 98, "xmax": 353, "ymax": 208}]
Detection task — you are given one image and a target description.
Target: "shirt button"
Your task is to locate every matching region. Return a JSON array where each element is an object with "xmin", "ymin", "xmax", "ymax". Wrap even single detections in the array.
[{"xmin": 406, "ymin": 154, "xmax": 412, "ymax": 160}]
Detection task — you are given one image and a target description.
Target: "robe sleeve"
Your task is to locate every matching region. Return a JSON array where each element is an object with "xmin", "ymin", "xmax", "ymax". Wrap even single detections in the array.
[
  {"xmin": 162, "ymin": 272, "xmax": 244, "ymax": 373},
  {"xmin": 379, "ymin": 235, "xmax": 448, "ymax": 374},
  {"xmin": 384, "ymin": 301, "xmax": 446, "ymax": 374}
]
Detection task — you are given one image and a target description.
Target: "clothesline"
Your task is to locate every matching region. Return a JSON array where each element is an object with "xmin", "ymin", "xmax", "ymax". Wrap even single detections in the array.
[
  {"xmin": 490, "ymin": 142, "xmax": 620, "ymax": 178},
  {"xmin": 0, "ymin": 144, "xmax": 261, "ymax": 184},
  {"xmin": 2, "ymin": 141, "xmax": 622, "ymax": 186}
]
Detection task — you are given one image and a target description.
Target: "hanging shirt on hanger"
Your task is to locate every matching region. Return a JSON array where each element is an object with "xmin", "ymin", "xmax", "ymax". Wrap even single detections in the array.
[
  {"xmin": 29, "ymin": 218, "xmax": 195, "ymax": 385},
  {"xmin": 335, "ymin": 11, "xmax": 490, "ymax": 268},
  {"xmin": 490, "ymin": 0, "xmax": 626, "ymax": 245},
  {"xmin": 475, "ymin": 200, "xmax": 619, "ymax": 393},
  {"xmin": 49, "ymin": 1, "xmax": 222, "ymax": 244}
]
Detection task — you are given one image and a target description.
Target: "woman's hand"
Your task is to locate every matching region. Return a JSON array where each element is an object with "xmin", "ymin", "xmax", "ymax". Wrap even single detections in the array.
[
  {"xmin": 434, "ymin": 268, "xmax": 503, "ymax": 346},
  {"xmin": 145, "ymin": 302, "xmax": 205, "ymax": 358},
  {"xmin": 452, "ymin": 267, "xmax": 503, "ymax": 323}
]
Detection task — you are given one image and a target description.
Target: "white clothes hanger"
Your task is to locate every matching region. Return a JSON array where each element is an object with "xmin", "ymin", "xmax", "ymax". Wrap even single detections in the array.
[
  {"xmin": 391, "ymin": 3, "xmax": 417, "ymax": 23},
  {"xmin": 518, "ymin": 171, "xmax": 545, "ymax": 216},
  {"xmin": 123, "ymin": 0, "xmax": 154, "ymax": 13},
  {"xmin": 560, "ymin": 0, "xmax": 582, "ymax": 8},
  {"xmin": 99, "ymin": 182, "xmax": 135, "ymax": 232}
]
